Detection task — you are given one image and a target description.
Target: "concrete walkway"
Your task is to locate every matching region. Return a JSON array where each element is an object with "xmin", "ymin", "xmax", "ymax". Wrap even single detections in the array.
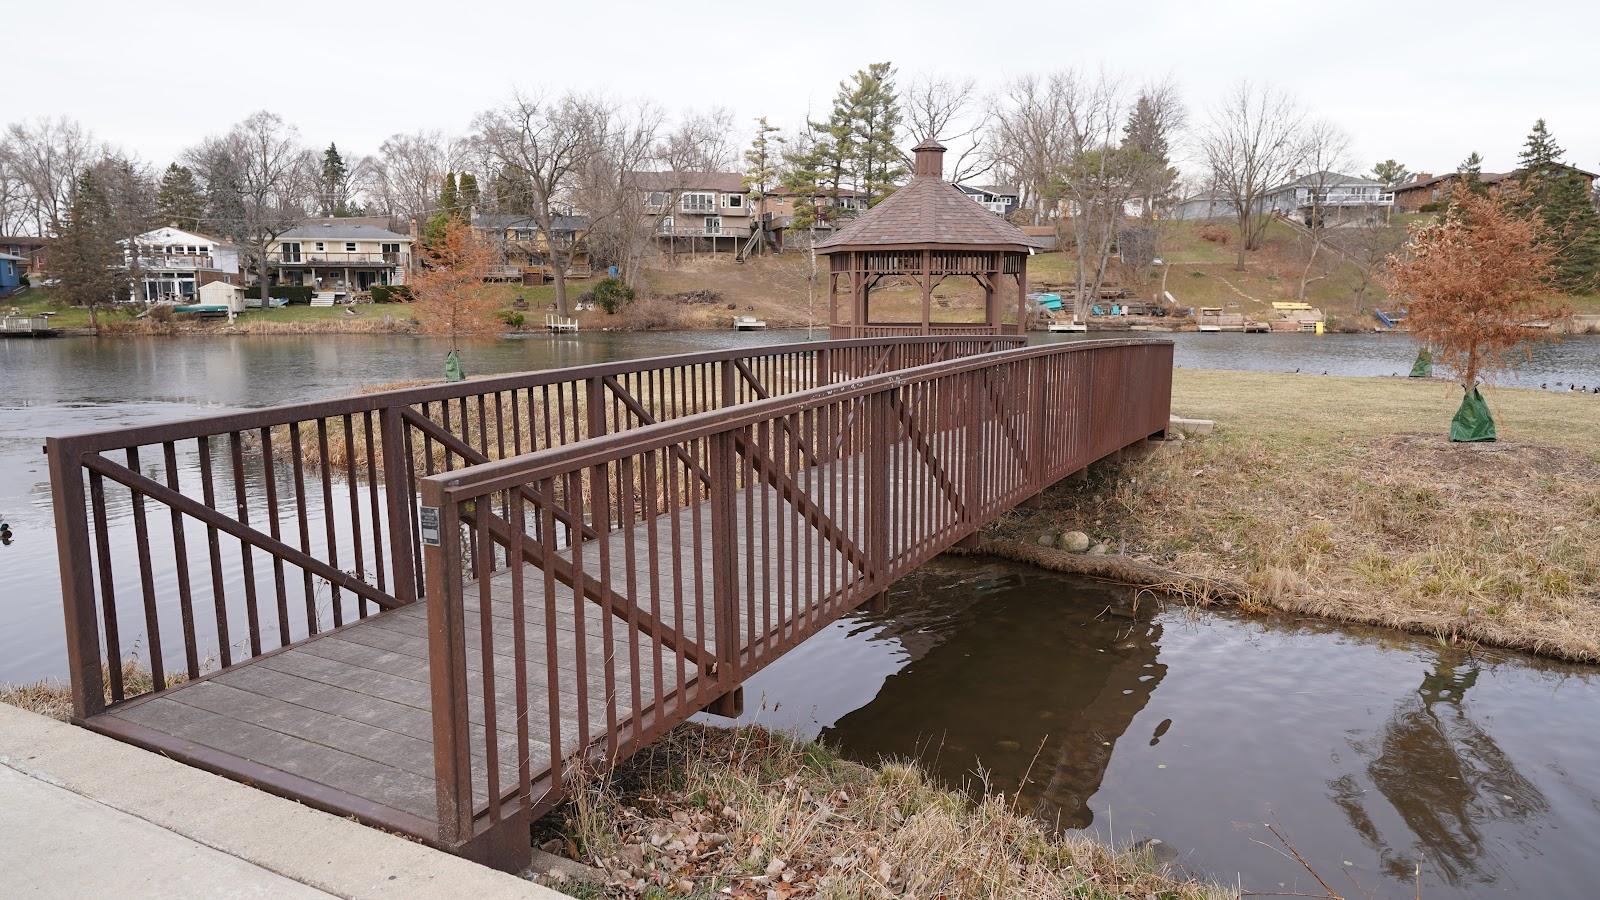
[{"xmin": 0, "ymin": 703, "xmax": 567, "ymax": 900}]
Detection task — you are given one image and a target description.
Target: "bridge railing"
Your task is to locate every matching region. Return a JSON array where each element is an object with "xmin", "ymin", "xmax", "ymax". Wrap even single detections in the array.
[
  {"xmin": 45, "ymin": 335, "xmax": 1022, "ymax": 719},
  {"xmin": 418, "ymin": 338, "xmax": 1172, "ymax": 849}
]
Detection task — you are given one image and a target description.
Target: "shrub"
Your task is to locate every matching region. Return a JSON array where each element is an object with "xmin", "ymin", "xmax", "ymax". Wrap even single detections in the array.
[
  {"xmin": 592, "ymin": 277, "xmax": 635, "ymax": 314},
  {"xmin": 1198, "ymin": 225, "xmax": 1230, "ymax": 245},
  {"xmin": 496, "ymin": 309, "xmax": 525, "ymax": 328},
  {"xmin": 19, "ymin": 274, "xmax": 29, "ymax": 287},
  {"xmin": 370, "ymin": 284, "xmax": 413, "ymax": 303},
  {"xmin": 146, "ymin": 304, "xmax": 174, "ymax": 324}
]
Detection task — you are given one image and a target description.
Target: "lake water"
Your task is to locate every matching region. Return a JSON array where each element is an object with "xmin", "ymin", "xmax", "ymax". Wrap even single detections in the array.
[
  {"xmin": 722, "ymin": 556, "xmax": 1600, "ymax": 899},
  {"xmin": 2, "ymin": 329, "xmax": 1598, "ymax": 897}
]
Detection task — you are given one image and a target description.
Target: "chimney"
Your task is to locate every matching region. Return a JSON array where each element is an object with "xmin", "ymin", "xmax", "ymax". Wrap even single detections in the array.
[
  {"xmin": 912, "ymin": 139, "xmax": 946, "ymax": 179},
  {"xmin": 1415, "ymin": 172, "xmax": 1432, "ymax": 183}
]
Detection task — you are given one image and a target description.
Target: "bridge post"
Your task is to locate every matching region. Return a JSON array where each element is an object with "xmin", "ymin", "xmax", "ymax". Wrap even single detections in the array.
[
  {"xmin": 378, "ymin": 405, "xmax": 418, "ymax": 605},
  {"xmin": 865, "ymin": 390, "xmax": 893, "ymax": 602},
  {"xmin": 46, "ymin": 438, "xmax": 106, "ymax": 719},
  {"xmin": 419, "ymin": 480, "xmax": 474, "ymax": 847},
  {"xmin": 707, "ymin": 428, "xmax": 741, "ymax": 692}
]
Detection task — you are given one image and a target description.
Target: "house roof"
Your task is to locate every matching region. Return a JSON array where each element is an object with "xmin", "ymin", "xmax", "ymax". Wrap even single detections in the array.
[
  {"xmin": 0, "ymin": 236, "xmax": 49, "ymax": 247},
  {"xmin": 278, "ymin": 221, "xmax": 411, "ymax": 241},
  {"xmin": 1392, "ymin": 162, "xmax": 1598, "ymax": 194},
  {"xmin": 0, "ymin": 252, "xmax": 24, "ymax": 262},
  {"xmin": 956, "ymin": 183, "xmax": 1020, "ymax": 198},
  {"xmin": 631, "ymin": 171, "xmax": 747, "ymax": 193},
  {"xmin": 814, "ymin": 172, "xmax": 1034, "ymax": 252}
]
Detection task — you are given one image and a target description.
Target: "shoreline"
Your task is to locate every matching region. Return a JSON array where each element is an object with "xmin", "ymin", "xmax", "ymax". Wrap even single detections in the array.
[{"xmin": 990, "ymin": 368, "xmax": 1600, "ymax": 665}]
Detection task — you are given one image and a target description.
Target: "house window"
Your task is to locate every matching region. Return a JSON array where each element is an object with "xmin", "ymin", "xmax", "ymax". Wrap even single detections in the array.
[
  {"xmin": 314, "ymin": 242, "xmax": 325, "ymax": 252},
  {"xmin": 645, "ymin": 191, "xmax": 668, "ymax": 208},
  {"xmin": 281, "ymin": 242, "xmax": 301, "ymax": 262},
  {"xmin": 723, "ymin": 193, "xmax": 744, "ymax": 208},
  {"xmin": 704, "ymin": 216, "xmax": 722, "ymax": 235},
  {"xmin": 681, "ymin": 192, "xmax": 715, "ymax": 213},
  {"xmin": 658, "ymin": 216, "xmax": 674, "ymax": 234},
  {"xmin": 345, "ymin": 242, "xmax": 357, "ymax": 252},
  {"xmin": 381, "ymin": 243, "xmax": 401, "ymax": 255}
]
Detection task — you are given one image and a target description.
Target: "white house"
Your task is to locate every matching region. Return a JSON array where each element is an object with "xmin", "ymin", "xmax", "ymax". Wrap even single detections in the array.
[
  {"xmin": 267, "ymin": 218, "xmax": 413, "ymax": 295},
  {"xmin": 1260, "ymin": 172, "xmax": 1393, "ymax": 225},
  {"xmin": 955, "ymin": 183, "xmax": 1020, "ymax": 216},
  {"xmin": 124, "ymin": 226, "xmax": 241, "ymax": 302}
]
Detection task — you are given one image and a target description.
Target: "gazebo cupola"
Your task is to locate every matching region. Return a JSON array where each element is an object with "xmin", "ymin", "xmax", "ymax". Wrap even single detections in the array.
[{"xmin": 815, "ymin": 139, "xmax": 1035, "ymax": 338}]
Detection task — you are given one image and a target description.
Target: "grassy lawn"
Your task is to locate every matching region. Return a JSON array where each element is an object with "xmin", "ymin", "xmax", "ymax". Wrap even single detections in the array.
[{"xmin": 995, "ymin": 370, "xmax": 1600, "ymax": 662}]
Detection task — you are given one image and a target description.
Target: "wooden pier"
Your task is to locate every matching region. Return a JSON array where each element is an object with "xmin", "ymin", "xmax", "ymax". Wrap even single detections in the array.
[{"xmin": 46, "ymin": 335, "xmax": 1172, "ymax": 870}]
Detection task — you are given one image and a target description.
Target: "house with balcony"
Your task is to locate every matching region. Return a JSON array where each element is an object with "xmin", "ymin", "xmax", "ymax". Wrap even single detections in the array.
[
  {"xmin": 123, "ymin": 226, "xmax": 241, "ymax": 302},
  {"xmin": 471, "ymin": 212, "xmax": 591, "ymax": 283},
  {"xmin": 955, "ymin": 183, "xmax": 1020, "ymax": 217},
  {"xmin": 633, "ymin": 171, "xmax": 754, "ymax": 254},
  {"xmin": 266, "ymin": 219, "xmax": 412, "ymax": 297},
  {"xmin": 1261, "ymin": 171, "xmax": 1394, "ymax": 226}
]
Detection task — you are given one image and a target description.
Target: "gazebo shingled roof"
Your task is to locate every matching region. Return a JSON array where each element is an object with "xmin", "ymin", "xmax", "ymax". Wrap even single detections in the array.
[
  {"xmin": 816, "ymin": 141, "xmax": 1034, "ymax": 252},
  {"xmin": 816, "ymin": 139, "xmax": 1035, "ymax": 339}
]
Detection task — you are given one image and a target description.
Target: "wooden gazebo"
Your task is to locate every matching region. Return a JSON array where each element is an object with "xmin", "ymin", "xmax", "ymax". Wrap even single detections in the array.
[{"xmin": 817, "ymin": 139, "xmax": 1035, "ymax": 338}]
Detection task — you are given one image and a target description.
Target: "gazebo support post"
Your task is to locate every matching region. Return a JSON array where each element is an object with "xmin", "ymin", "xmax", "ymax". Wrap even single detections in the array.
[
  {"xmin": 920, "ymin": 249, "xmax": 932, "ymax": 331},
  {"xmin": 1016, "ymin": 256, "xmax": 1028, "ymax": 335}
]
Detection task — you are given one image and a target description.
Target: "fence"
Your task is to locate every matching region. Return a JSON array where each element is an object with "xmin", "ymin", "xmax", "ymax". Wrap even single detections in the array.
[
  {"xmin": 417, "ymin": 338, "xmax": 1172, "ymax": 849},
  {"xmin": 45, "ymin": 336, "xmax": 1023, "ymax": 720}
]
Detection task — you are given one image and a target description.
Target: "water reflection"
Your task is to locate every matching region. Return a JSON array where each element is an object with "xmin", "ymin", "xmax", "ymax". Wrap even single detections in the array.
[
  {"xmin": 823, "ymin": 568, "xmax": 1164, "ymax": 830},
  {"xmin": 1329, "ymin": 654, "xmax": 1549, "ymax": 887},
  {"xmin": 726, "ymin": 557, "xmax": 1600, "ymax": 898}
]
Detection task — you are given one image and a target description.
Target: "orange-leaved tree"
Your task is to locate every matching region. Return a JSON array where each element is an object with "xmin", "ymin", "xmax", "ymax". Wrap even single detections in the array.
[
  {"xmin": 409, "ymin": 217, "xmax": 496, "ymax": 350},
  {"xmin": 1381, "ymin": 188, "xmax": 1568, "ymax": 439}
]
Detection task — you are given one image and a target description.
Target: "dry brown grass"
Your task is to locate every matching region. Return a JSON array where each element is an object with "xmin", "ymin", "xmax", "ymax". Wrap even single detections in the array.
[
  {"xmin": 547, "ymin": 722, "xmax": 1227, "ymax": 899},
  {"xmin": 1, "ymin": 660, "xmax": 174, "ymax": 721},
  {"xmin": 994, "ymin": 369, "xmax": 1600, "ymax": 662}
]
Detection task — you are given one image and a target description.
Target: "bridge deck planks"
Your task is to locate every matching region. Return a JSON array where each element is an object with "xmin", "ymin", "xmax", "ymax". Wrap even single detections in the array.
[{"xmin": 86, "ymin": 432, "xmax": 985, "ymax": 839}]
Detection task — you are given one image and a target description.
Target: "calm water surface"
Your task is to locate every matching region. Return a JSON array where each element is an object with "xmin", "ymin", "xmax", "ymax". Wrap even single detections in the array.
[
  {"xmin": 723, "ymin": 557, "xmax": 1600, "ymax": 899},
  {"xmin": 3, "ymin": 330, "xmax": 1598, "ymax": 898}
]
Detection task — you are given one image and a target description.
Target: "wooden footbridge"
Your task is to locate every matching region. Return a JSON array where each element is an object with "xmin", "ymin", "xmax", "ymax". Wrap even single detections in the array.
[{"xmin": 46, "ymin": 334, "xmax": 1171, "ymax": 870}]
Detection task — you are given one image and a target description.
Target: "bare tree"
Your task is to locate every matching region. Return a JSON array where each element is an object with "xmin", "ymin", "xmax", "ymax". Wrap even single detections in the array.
[
  {"xmin": 475, "ymin": 92, "xmax": 655, "ymax": 314},
  {"xmin": 1198, "ymin": 82, "xmax": 1307, "ymax": 270},
  {"xmin": 0, "ymin": 153, "xmax": 30, "ymax": 236},
  {"xmin": 1053, "ymin": 72, "xmax": 1145, "ymax": 321},
  {"xmin": 186, "ymin": 111, "xmax": 312, "ymax": 300},
  {"xmin": 574, "ymin": 102, "xmax": 664, "ymax": 288},
  {"xmin": 90, "ymin": 155, "xmax": 159, "ymax": 303},
  {"xmin": 901, "ymin": 74, "xmax": 992, "ymax": 183},
  {"xmin": 2, "ymin": 117, "xmax": 106, "ymax": 234},
  {"xmin": 646, "ymin": 108, "xmax": 735, "ymax": 265},
  {"xmin": 1340, "ymin": 218, "xmax": 1409, "ymax": 314},
  {"xmin": 992, "ymin": 74, "xmax": 1072, "ymax": 224},
  {"xmin": 366, "ymin": 130, "xmax": 459, "ymax": 227},
  {"xmin": 1292, "ymin": 121, "xmax": 1353, "ymax": 301}
]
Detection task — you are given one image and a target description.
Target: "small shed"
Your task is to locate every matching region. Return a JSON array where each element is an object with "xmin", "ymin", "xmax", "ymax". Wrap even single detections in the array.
[
  {"xmin": 815, "ymin": 140, "xmax": 1035, "ymax": 338},
  {"xmin": 0, "ymin": 253, "xmax": 23, "ymax": 297},
  {"xmin": 198, "ymin": 279, "xmax": 246, "ymax": 312}
]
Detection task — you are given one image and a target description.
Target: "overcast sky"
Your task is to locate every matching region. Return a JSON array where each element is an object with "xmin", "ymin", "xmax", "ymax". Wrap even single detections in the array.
[{"xmin": 14, "ymin": 0, "xmax": 1599, "ymax": 179}]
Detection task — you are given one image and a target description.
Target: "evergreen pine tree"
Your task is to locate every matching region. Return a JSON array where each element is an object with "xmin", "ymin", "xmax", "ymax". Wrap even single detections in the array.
[
  {"xmin": 1371, "ymin": 159, "xmax": 1411, "ymax": 187},
  {"xmin": 457, "ymin": 173, "xmax": 480, "ymax": 221},
  {"xmin": 1513, "ymin": 121, "xmax": 1600, "ymax": 293},
  {"xmin": 742, "ymin": 117, "xmax": 783, "ymax": 217},
  {"xmin": 425, "ymin": 172, "xmax": 460, "ymax": 244},
  {"xmin": 1121, "ymin": 92, "xmax": 1178, "ymax": 219},
  {"xmin": 839, "ymin": 62, "xmax": 905, "ymax": 204},
  {"xmin": 319, "ymin": 143, "xmax": 352, "ymax": 217},
  {"xmin": 155, "ymin": 163, "xmax": 204, "ymax": 231},
  {"xmin": 780, "ymin": 125, "xmax": 827, "ymax": 231},
  {"xmin": 55, "ymin": 170, "xmax": 125, "ymax": 328},
  {"xmin": 1517, "ymin": 119, "xmax": 1563, "ymax": 170}
]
